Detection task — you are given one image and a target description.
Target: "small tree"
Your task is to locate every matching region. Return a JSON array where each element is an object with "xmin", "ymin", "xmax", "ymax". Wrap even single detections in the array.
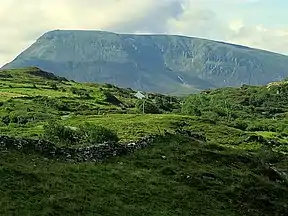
[
  {"xmin": 181, "ymin": 94, "xmax": 209, "ymax": 115},
  {"xmin": 154, "ymin": 96, "xmax": 173, "ymax": 112}
]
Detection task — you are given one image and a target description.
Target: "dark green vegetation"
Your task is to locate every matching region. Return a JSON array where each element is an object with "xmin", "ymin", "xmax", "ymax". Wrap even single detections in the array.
[
  {"xmin": 3, "ymin": 30, "xmax": 288, "ymax": 94},
  {"xmin": 1, "ymin": 67, "xmax": 288, "ymax": 215},
  {"xmin": 182, "ymin": 82, "xmax": 288, "ymax": 153},
  {"xmin": 43, "ymin": 121, "xmax": 119, "ymax": 147},
  {"xmin": 0, "ymin": 67, "xmax": 180, "ymax": 140}
]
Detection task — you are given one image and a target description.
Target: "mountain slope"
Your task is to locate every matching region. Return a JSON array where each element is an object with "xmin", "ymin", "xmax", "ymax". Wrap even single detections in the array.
[{"xmin": 3, "ymin": 30, "xmax": 288, "ymax": 94}]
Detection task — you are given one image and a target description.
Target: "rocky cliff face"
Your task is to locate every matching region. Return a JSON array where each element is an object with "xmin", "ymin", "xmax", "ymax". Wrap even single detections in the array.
[{"xmin": 3, "ymin": 30, "xmax": 288, "ymax": 94}]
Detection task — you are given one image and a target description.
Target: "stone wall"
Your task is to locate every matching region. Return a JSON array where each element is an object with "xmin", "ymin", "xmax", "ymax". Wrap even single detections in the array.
[
  {"xmin": 0, "ymin": 135, "xmax": 154, "ymax": 162},
  {"xmin": 0, "ymin": 129, "xmax": 206, "ymax": 163}
]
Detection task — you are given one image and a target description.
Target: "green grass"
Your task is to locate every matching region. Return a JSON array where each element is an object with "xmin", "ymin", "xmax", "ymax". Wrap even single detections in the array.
[
  {"xmin": 0, "ymin": 68, "xmax": 183, "ymax": 141},
  {"xmin": 256, "ymin": 131, "xmax": 278, "ymax": 139},
  {"xmin": 1, "ymin": 134, "xmax": 287, "ymax": 216},
  {"xmin": 0, "ymin": 67, "xmax": 288, "ymax": 215},
  {"xmin": 0, "ymin": 113, "xmax": 193, "ymax": 142},
  {"xmin": 64, "ymin": 114, "xmax": 194, "ymax": 142}
]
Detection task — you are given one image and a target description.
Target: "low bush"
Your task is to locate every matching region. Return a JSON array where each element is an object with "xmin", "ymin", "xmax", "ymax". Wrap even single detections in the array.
[
  {"xmin": 33, "ymin": 96, "xmax": 70, "ymax": 111},
  {"xmin": 78, "ymin": 122, "xmax": 119, "ymax": 145},
  {"xmin": 136, "ymin": 100, "xmax": 161, "ymax": 114},
  {"xmin": 102, "ymin": 91, "xmax": 121, "ymax": 105},
  {"xmin": 232, "ymin": 119, "xmax": 249, "ymax": 131},
  {"xmin": 1, "ymin": 112, "xmax": 53, "ymax": 125},
  {"xmin": 71, "ymin": 87, "xmax": 91, "ymax": 98},
  {"xmin": 43, "ymin": 121, "xmax": 119, "ymax": 146},
  {"xmin": 43, "ymin": 121, "xmax": 78, "ymax": 146}
]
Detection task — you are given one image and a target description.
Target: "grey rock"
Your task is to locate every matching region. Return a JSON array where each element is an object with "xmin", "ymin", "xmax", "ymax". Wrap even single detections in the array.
[{"xmin": 0, "ymin": 135, "xmax": 155, "ymax": 163}]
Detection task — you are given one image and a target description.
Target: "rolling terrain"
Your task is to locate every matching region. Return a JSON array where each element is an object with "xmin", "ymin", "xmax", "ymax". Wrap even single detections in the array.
[{"xmin": 0, "ymin": 67, "xmax": 288, "ymax": 215}]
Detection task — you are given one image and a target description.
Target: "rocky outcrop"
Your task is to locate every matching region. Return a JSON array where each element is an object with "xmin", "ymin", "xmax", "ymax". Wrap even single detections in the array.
[{"xmin": 0, "ymin": 135, "xmax": 154, "ymax": 162}]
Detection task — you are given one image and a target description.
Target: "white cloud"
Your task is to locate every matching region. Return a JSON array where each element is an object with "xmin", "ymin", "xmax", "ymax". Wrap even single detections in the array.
[
  {"xmin": 0, "ymin": 0, "xmax": 287, "ymax": 66},
  {"xmin": 227, "ymin": 24, "xmax": 288, "ymax": 54},
  {"xmin": 229, "ymin": 20, "xmax": 244, "ymax": 33},
  {"xmin": 0, "ymin": 0, "xmax": 184, "ymax": 65},
  {"xmin": 165, "ymin": 0, "xmax": 288, "ymax": 54}
]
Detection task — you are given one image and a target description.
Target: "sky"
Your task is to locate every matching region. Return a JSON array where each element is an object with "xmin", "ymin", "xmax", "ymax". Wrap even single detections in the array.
[{"xmin": 0, "ymin": 0, "xmax": 288, "ymax": 66}]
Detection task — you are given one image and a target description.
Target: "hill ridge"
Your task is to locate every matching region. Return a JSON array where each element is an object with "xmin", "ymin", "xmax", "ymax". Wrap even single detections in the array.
[
  {"xmin": 36, "ymin": 29, "xmax": 286, "ymax": 54},
  {"xmin": 3, "ymin": 30, "xmax": 288, "ymax": 94}
]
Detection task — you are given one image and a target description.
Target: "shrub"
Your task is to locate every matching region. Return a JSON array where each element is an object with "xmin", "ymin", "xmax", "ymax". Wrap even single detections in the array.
[
  {"xmin": 182, "ymin": 94, "xmax": 209, "ymax": 115},
  {"xmin": 76, "ymin": 104, "xmax": 91, "ymax": 111},
  {"xmin": 33, "ymin": 96, "xmax": 70, "ymax": 111},
  {"xmin": 47, "ymin": 82, "xmax": 58, "ymax": 90},
  {"xmin": 102, "ymin": 91, "xmax": 121, "ymax": 105},
  {"xmin": 43, "ymin": 121, "xmax": 119, "ymax": 146},
  {"xmin": 154, "ymin": 96, "xmax": 173, "ymax": 112},
  {"xmin": 233, "ymin": 119, "xmax": 249, "ymax": 131},
  {"xmin": 213, "ymin": 107, "xmax": 227, "ymax": 117},
  {"xmin": 78, "ymin": 123, "xmax": 119, "ymax": 145},
  {"xmin": 136, "ymin": 100, "xmax": 161, "ymax": 114},
  {"xmin": 2, "ymin": 112, "xmax": 49, "ymax": 125},
  {"xmin": 246, "ymin": 121, "xmax": 277, "ymax": 132},
  {"xmin": 71, "ymin": 87, "xmax": 91, "ymax": 98},
  {"xmin": 201, "ymin": 111, "xmax": 219, "ymax": 123},
  {"xmin": 1, "ymin": 115, "xmax": 10, "ymax": 125},
  {"xmin": 103, "ymin": 83, "xmax": 114, "ymax": 88},
  {"xmin": 43, "ymin": 121, "xmax": 79, "ymax": 146}
]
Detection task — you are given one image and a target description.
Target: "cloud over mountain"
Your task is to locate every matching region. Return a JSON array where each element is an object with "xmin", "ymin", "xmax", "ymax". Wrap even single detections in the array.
[{"xmin": 0, "ymin": 0, "xmax": 287, "ymax": 66}]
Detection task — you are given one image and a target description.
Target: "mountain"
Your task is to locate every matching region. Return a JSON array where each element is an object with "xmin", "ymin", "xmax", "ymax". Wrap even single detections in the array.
[{"xmin": 2, "ymin": 30, "xmax": 288, "ymax": 94}]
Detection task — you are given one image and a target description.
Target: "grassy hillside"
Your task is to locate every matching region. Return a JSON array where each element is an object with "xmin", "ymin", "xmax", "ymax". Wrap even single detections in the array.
[
  {"xmin": 2, "ymin": 134, "xmax": 288, "ymax": 216},
  {"xmin": 0, "ymin": 67, "xmax": 181, "ymax": 140},
  {"xmin": 181, "ymin": 81, "xmax": 288, "ymax": 153},
  {"xmin": 3, "ymin": 30, "xmax": 288, "ymax": 94},
  {"xmin": 0, "ymin": 67, "xmax": 288, "ymax": 215}
]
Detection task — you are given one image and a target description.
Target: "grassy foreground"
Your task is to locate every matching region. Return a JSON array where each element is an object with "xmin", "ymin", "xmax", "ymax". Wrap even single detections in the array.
[{"xmin": 1, "ymin": 134, "xmax": 287, "ymax": 216}]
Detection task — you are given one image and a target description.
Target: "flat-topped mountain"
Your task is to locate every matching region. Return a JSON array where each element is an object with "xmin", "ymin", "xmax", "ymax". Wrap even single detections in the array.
[{"xmin": 2, "ymin": 30, "xmax": 288, "ymax": 94}]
